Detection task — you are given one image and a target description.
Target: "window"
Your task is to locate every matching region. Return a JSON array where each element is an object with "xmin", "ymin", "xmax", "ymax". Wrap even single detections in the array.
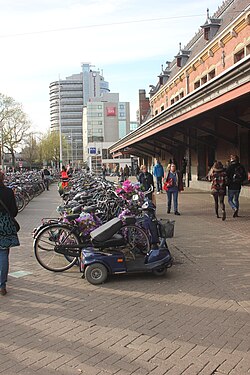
[
  {"xmin": 194, "ymin": 81, "xmax": 200, "ymax": 89},
  {"xmin": 201, "ymin": 75, "xmax": 207, "ymax": 85},
  {"xmin": 98, "ymin": 105, "xmax": 102, "ymax": 109},
  {"xmin": 177, "ymin": 57, "xmax": 182, "ymax": 67},
  {"xmin": 155, "ymin": 109, "xmax": 158, "ymax": 115},
  {"xmin": 180, "ymin": 91, "xmax": 184, "ymax": 99},
  {"xmin": 204, "ymin": 27, "xmax": 210, "ymax": 41},
  {"xmin": 247, "ymin": 44, "xmax": 250, "ymax": 56},
  {"xmin": 174, "ymin": 95, "xmax": 179, "ymax": 102},
  {"xmin": 119, "ymin": 104, "xmax": 125, "ymax": 109},
  {"xmin": 161, "ymin": 105, "xmax": 164, "ymax": 112},
  {"xmin": 119, "ymin": 112, "xmax": 125, "ymax": 117},
  {"xmin": 234, "ymin": 49, "xmax": 245, "ymax": 63},
  {"xmin": 208, "ymin": 69, "xmax": 215, "ymax": 80},
  {"xmin": 170, "ymin": 99, "xmax": 174, "ymax": 105},
  {"xmin": 119, "ymin": 120, "xmax": 127, "ymax": 139}
]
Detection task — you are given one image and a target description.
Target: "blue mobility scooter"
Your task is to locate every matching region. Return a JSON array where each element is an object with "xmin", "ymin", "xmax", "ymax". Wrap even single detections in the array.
[{"xmin": 81, "ymin": 217, "xmax": 173, "ymax": 285}]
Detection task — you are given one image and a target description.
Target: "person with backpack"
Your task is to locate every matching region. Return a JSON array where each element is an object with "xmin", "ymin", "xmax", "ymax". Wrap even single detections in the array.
[
  {"xmin": 209, "ymin": 161, "xmax": 227, "ymax": 221},
  {"xmin": 226, "ymin": 155, "xmax": 247, "ymax": 217}
]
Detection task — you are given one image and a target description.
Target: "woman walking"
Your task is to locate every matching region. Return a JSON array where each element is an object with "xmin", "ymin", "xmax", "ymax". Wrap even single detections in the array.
[
  {"xmin": 0, "ymin": 172, "xmax": 20, "ymax": 296},
  {"xmin": 209, "ymin": 161, "xmax": 227, "ymax": 221}
]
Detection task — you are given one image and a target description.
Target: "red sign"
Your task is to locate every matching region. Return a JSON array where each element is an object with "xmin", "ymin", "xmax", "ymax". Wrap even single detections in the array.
[{"xmin": 106, "ymin": 107, "xmax": 116, "ymax": 116}]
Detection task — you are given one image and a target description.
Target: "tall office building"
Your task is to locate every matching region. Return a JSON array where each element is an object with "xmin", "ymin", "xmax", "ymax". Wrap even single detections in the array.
[
  {"xmin": 82, "ymin": 92, "xmax": 131, "ymax": 172},
  {"xmin": 49, "ymin": 63, "xmax": 109, "ymax": 165}
]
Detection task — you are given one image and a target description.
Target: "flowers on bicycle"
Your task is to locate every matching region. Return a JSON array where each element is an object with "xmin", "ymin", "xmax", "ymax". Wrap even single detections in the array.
[{"xmin": 75, "ymin": 212, "xmax": 101, "ymax": 237}]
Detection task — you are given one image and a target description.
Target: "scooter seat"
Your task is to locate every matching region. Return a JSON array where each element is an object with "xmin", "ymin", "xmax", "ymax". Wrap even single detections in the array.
[
  {"xmin": 92, "ymin": 233, "xmax": 125, "ymax": 248},
  {"xmin": 91, "ymin": 218, "xmax": 122, "ymax": 242}
]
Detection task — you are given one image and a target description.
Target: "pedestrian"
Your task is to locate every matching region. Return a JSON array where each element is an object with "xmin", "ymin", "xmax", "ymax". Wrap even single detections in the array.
[
  {"xmin": 102, "ymin": 164, "xmax": 107, "ymax": 180},
  {"xmin": 209, "ymin": 161, "xmax": 227, "ymax": 220},
  {"xmin": 42, "ymin": 166, "xmax": 51, "ymax": 191},
  {"xmin": 61, "ymin": 165, "xmax": 69, "ymax": 189},
  {"xmin": 0, "ymin": 171, "xmax": 20, "ymax": 296},
  {"xmin": 119, "ymin": 167, "xmax": 124, "ymax": 183},
  {"xmin": 115, "ymin": 164, "xmax": 119, "ymax": 176},
  {"xmin": 124, "ymin": 164, "xmax": 129, "ymax": 180},
  {"xmin": 153, "ymin": 159, "xmax": 164, "ymax": 194},
  {"xmin": 226, "ymin": 155, "xmax": 247, "ymax": 217},
  {"xmin": 138, "ymin": 165, "xmax": 154, "ymax": 200},
  {"xmin": 164, "ymin": 163, "xmax": 183, "ymax": 215},
  {"xmin": 136, "ymin": 165, "xmax": 141, "ymax": 181}
]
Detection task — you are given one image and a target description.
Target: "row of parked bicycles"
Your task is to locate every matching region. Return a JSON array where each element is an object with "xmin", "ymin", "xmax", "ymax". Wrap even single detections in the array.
[
  {"xmin": 5, "ymin": 171, "xmax": 56, "ymax": 212},
  {"xmin": 33, "ymin": 172, "xmax": 175, "ymax": 285}
]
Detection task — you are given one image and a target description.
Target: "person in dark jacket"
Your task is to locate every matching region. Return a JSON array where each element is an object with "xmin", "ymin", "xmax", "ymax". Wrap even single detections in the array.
[
  {"xmin": 209, "ymin": 161, "xmax": 227, "ymax": 220},
  {"xmin": 42, "ymin": 167, "xmax": 51, "ymax": 190},
  {"xmin": 164, "ymin": 163, "xmax": 183, "ymax": 215},
  {"xmin": 226, "ymin": 155, "xmax": 247, "ymax": 217},
  {"xmin": 0, "ymin": 172, "xmax": 20, "ymax": 296},
  {"xmin": 138, "ymin": 165, "xmax": 154, "ymax": 200}
]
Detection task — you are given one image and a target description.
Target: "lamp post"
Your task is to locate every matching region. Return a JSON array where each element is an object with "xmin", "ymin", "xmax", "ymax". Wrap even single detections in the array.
[
  {"xmin": 1, "ymin": 127, "xmax": 4, "ymax": 171},
  {"xmin": 58, "ymin": 77, "xmax": 63, "ymax": 171}
]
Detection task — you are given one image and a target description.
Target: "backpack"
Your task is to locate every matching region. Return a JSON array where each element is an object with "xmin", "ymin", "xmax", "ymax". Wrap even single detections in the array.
[{"xmin": 232, "ymin": 165, "xmax": 246, "ymax": 183}]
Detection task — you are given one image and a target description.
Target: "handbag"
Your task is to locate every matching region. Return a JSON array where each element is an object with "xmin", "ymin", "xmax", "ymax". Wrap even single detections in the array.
[
  {"xmin": 163, "ymin": 178, "xmax": 173, "ymax": 190},
  {"xmin": 0, "ymin": 198, "xmax": 20, "ymax": 232}
]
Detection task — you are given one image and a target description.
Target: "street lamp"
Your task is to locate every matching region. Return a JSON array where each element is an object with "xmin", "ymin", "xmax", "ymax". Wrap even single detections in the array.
[{"xmin": 58, "ymin": 77, "xmax": 63, "ymax": 171}]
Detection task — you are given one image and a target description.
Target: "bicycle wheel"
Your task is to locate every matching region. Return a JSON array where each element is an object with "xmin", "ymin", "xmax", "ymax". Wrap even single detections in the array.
[
  {"xmin": 34, "ymin": 223, "xmax": 80, "ymax": 272},
  {"xmin": 15, "ymin": 193, "xmax": 25, "ymax": 212},
  {"xmin": 121, "ymin": 225, "xmax": 150, "ymax": 255}
]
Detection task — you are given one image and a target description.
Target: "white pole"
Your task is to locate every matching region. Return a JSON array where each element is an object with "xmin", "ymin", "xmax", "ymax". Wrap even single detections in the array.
[{"xmin": 58, "ymin": 76, "xmax": 63, "ymax": 171}]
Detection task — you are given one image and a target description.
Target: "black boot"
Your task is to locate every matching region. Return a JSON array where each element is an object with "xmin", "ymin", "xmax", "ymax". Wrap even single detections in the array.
[{"xmin": 222, "ymin": 210, "xmax": 226, "ymax": 221}]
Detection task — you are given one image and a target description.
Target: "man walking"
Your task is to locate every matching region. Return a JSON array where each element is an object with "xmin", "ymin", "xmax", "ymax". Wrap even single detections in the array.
[
  {"xmin": 226, "ymin": 155, "xmax": 246, "ymax": 217},
  {"xmin": 153, "ymin": 159, "xmax": 164, "ymax": 194}
]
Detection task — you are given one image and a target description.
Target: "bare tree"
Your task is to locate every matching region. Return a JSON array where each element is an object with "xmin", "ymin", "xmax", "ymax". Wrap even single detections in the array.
[
  {"xmin": 3, "ymin": 108, "xmax": 31, "ymax": 167},
  {"xmin": 22, "ymin": 133, "xmax": 39, "ymax": 169},
  {"xmin": 0, "ymin": 93, "xmax": 31, "ymax": 167}
]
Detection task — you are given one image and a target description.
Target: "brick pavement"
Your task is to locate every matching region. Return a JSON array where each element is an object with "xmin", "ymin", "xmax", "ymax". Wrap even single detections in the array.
[{"xmin": 0, "ymin": 182, "xmax": 249, "ymax": 375}]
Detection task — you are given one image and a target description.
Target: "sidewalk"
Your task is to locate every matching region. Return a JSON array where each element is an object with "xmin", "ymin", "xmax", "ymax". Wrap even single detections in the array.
[{"xmin": 0, "ymin": 182, "xmax": 249, "ymax": 375}]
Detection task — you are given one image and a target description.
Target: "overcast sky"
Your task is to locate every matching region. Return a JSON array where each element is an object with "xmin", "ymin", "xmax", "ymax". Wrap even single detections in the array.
[{"xmin": 0, "ymin": 0, "xmax": 221, "ymax": 133}]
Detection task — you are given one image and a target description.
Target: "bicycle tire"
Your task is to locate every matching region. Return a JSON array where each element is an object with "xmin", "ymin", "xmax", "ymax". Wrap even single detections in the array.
[
  {"xmin": 16, "ymin": 193, "xmax": 26, "ymax": 212},
  {"xmin": 34, "ymin": 223, "xmax": 80, "ymax": 272},
  {"xmin": 120, "ymin": 225, "xmax": 150, "ymax": 255}
]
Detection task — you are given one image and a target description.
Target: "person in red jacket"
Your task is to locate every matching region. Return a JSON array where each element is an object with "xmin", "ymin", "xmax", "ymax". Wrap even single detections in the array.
[{"xmin": 61, "ymin": 166, "xmax": 69, "ymax": 189}]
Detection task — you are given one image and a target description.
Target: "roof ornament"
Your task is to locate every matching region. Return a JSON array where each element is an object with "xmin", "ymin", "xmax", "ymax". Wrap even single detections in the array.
[{"xmin": 206, "ymin": 8, "xmax": 210, "ymax": 20}]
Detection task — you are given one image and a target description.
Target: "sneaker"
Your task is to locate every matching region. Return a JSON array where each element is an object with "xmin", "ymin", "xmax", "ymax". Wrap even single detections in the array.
[
  {"xmin": 175, "ymin": 211, "xmax": 180, "ymax": 216},
  {"xmin": 167, "ymin": 208, "xmax": 171, "ymax": 214}
]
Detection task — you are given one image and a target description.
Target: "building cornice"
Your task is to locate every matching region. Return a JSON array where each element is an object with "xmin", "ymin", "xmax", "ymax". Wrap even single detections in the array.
[{"xmin": 109, "ymin": 56, "xmax": 250, "ymax": 153}]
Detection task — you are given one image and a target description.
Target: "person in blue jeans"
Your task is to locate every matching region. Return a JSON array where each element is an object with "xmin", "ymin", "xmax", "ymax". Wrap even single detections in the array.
[
  {"xmin": 164, "ymin": 164, "xmax": 183, "ymax": 215},
  {"xmin": 226, "ymin": 155, "xmax": 246, "ymax": 217},
  {"xmin": 0, "ymin": 172, "xmax": 20, "ymax": 296},
  {"xmin": 153, "ymin": 160, "xmax": 164, "ymax": 194}
]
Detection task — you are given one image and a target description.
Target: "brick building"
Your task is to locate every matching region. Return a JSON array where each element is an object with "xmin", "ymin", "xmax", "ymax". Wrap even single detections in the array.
[{"xmin": 110, "ymin": 0, "xmax": 250, "ymax": 196}]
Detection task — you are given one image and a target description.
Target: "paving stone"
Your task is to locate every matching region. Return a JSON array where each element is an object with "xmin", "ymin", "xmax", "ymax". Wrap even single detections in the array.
[{"xmin": 1, "ymin": 183, "xmax": 249, "ymax": 375}]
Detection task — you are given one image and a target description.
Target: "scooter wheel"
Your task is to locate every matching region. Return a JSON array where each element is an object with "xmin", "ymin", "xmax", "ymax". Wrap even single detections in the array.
[
  {"xmin": 152, "ymin": 268, "xmax": 167, "ymax": 277},
  {"xmin": 85, "ymin": 263, "xmax": 108, "ymax": 285}
]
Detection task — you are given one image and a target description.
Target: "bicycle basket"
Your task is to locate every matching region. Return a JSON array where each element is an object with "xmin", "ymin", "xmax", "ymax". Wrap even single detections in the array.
[{"xmin": 158, "ymin": 219, "xmax": 175, "ymax": 238}]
